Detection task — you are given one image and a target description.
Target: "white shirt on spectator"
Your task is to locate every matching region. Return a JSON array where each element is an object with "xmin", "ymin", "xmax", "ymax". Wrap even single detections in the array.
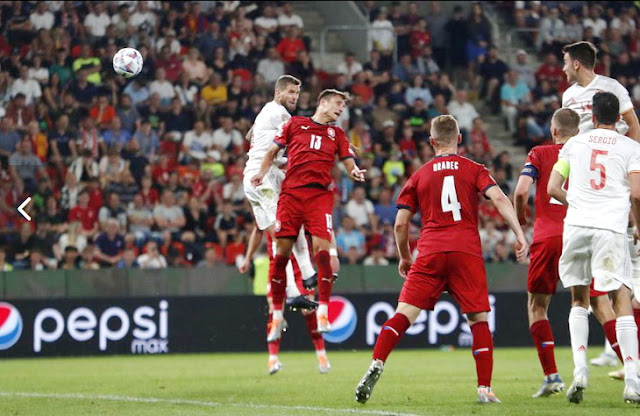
[
  {"xmin": 257, "ymin": 58, "xmax": 285, "ymax": 84},
  {"xmin": 369, "ymin": 19, "xmax": 394, "ymax": 51},
  {"xmin": 447, "ymin": 100, "xmax": 480, "ymax": 132},
  {"xmin": 337, "ymin": 61, "xmax": 363, "ymax": 81},
  {"xmin": 183, "ymin": 130, "xmax": 214, "ymax": 159},
  {"xmin": 156, "ymin": 38, "xmax": 182, "ymax": 55},
  {"xmin": 130, "ymin": 10, "xmax": 157, "ymax": 30},
  {"xmin": 212, "ymin": 127, "xmax": 243, "ymax": 151},
  {"xmin": 10, "ymin": 78, "xmax": 42, "ymax": 106},
  {"xmin": 137, "ymin": 253, "xmax": 168, "ymax": 269},
  {"xmin": 278, "ymin": 13, "xmax": 303, "ymax": 29},
  {"xmin": 84, "ymin": 12, "xmax": 111, "ymax": 37},
  {"xmin": 149, "ymin": 80, "xmax": 176, "ymax": 103},
  {"xmin": 537, "ymin": 17, "xmax": 565, "ymax": 48},
  {"xmin": 611, "ymin": 16, "xmax": 636, "ymax": 36},
  {"xmin": 363, "ymin": 255, "xmax": 390, "ymax": 266},
  {"xmin": 345, "ymin": 199, "xmax": 374, "ymax": 227},
  {"xmin": 28, "ymin": 67, "xmax": 50, "ymax": 85},
  {"xmin": 583, "ymin": 17, "xmax": 607, "ymax": 38},
  {"xmin": 255, "ymin": 16, "xmax": 278, "ymax": 31},
  {"xmin": 223, "ymin": 182, "xmax": 245, "ymax": 202},
  {"xmin": 30, "ymin": 11, "xmax": 54, "ymax": 30}
]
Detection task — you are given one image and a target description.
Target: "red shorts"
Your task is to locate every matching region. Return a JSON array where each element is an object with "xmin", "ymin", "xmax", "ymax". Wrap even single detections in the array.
[
  {"xmin": 527, "ymin": 236, "xmax": 562, "ymax": 294},
  {"xmin": 275, "ymin": 187, "xmax": 333, "ymax": 241},
  {"xmin": 399, "ymin": 252, "xmax": 490, "ymax": 314},
  {"xmin": 589, "ymin": 279, "xmax": 607, "ymax": 297}
]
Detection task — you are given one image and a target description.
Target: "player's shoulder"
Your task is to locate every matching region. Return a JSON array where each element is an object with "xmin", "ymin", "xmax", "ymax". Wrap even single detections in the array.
[
  {"xmin": 594, "ymin": 74, "xmax": 625, "ymax": 90},
  {"xmin": 529, "ymin": 143, "xmax": 562, "ymax": 158},
  {"xmin": 454, "ymin": 154, "xmax": 488, "ymax": 171}
]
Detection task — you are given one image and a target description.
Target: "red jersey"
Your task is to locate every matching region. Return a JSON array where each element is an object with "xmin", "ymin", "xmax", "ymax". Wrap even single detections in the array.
[
  {"xmin": 274, "ymin": 116, "xmax": 354, "ymax": 191},
  {"xmin": 68, "ymin": 205, "xmax": 97, "ymax": 231},
  {"xmin": 396, "ymin": 154, "xmax": 497, "ymax": 258},
  {"xmin": 521, "ymin": 144, "xmax": 566, "ymax": 242}
]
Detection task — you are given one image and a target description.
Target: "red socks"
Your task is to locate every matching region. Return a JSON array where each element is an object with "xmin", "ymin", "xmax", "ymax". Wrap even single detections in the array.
[
  {"xmin": 471, "ymin": 321, "xmax": 493, "ymax": 387},
  {"xmin": 267, "ymin": 313, "xmax": 281, "ymax": 355},
  {"xmin": 530, "ymin": 319, "xmax": 557, "ymax": 376},
  {"xmin": 270, "ymin": 254, "xmax": 288, "ymax": 311},
  {"xmin": 315, "ymin": 250, "xmax": 333, "ymax": 305},
  {"xmin": 633, "ymin": 308, "xmax": 640, "ymax": 357},
  {"xmin": 603, "ymin": 319, "xmax": 623, "ymax": 362},
  {"xmin": 372, "ymin": 313, "xmax": 411, "ymax": 362},
  {"xmin": 304, "ymin": 311, "xmax": 325, "ymax": 351}
]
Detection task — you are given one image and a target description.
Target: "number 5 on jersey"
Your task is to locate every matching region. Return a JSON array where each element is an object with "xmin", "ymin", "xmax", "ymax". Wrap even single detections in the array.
[
  {"xmin": 590, "ymin": 149, "xmax": 608, "ymax": 190},
  {"xmin": 441, "ymin": 176, "xmax": 462, "ymax": 221}
]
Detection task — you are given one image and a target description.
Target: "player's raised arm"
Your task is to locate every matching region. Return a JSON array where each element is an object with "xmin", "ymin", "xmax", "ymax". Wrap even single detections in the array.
[
  {"xmin": 547, "ymin": 158, "xmax": 569, "ymax": 206},
  {"xmin": 485, "ymin": 186, "xmax": 529, "ymax": 261}
]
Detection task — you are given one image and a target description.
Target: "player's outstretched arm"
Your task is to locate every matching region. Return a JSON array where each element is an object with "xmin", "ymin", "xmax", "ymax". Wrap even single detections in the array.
[
  {"xmin": 394, "ymin": 209, "xmax": 413, "ymax": 278},
  {"xmin": 486, "ymin": 186, "xmax": 529, "ymax": 262},
  {"xmin": 343, "ymin": 157, "xmax": 366, "ymax": 182},
  {"xmin": 251, "ymin": 143, "xmax": 280, "ymax": 187},
  {"xmin": 547, "ymin": 169, "xmax": 568, "ymax": 206},
  {"xmin": 238, "ymin": 225, "xmax": 264, "ymax": 273},
  {"xmin": 514, "ymin": 175, "xmax": 534, "ymax": 225},
  {"xmin": 622, "ymin": 109, "xmax": 640, "ymax": 142}
]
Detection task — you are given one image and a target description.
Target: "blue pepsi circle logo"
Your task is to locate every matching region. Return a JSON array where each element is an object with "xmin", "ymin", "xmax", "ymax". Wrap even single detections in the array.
[
  {"xmin": 323, "ymin": 296, "xmax": 357, "ymax": 343},
  {"xmin": 0, "ymin": 302, "xmax": 22, "ymax": 350}
]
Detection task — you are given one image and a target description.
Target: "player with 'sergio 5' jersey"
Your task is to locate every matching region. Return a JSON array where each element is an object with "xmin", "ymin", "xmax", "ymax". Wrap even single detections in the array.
[
  {"xmin": 515, "ymin": 108, "xmax": 630, "ymax": 398},
  {"xmin": 251, "ymin": 89, "xmax": 366, "ymax": 342},
  {"xmin": 560, "ymin": 41, "xmax": 640, "ymax": 376},
  {"xmin": 238, "ymin": 75, "xmax": 329, "ymax": 375},
  {"xmin": 548, "ymin": 92, "xmax": 640, "ymax": 404},
  {"xmin": 355, "ymin": 115, "xmax": 528, "ymax": 405}
]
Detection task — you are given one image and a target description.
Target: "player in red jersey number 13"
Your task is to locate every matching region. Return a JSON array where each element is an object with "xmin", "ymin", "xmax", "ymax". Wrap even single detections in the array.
[
  {"xmin": 355, "ymin": 115, "xmax": 528, "ymax": 405},
  {"xmin": 251, "ymin": 89, "xmax": 366, "ymax": 341}
]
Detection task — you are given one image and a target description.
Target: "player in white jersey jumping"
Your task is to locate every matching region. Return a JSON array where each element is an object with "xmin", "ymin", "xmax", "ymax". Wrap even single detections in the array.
[
  {"xmin": 548, "ymin": 91, "xmax": 640, "ymax": 404},
  {"xmin": 561, "ymin": 41, "xmax": 640, "ymax": 371},
  {"xmin": 239, "ymin": 75, "xmax": 330, "ymax": 375}
]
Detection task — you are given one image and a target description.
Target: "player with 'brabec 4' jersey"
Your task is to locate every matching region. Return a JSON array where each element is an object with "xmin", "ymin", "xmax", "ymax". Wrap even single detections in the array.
[
  {"xmin": 355, "ymin": 115, "xmax": 528, "ymax": 406},
  {"xmin": 251, "ymin": 89, "xmax": 366, "ymax": 342}
]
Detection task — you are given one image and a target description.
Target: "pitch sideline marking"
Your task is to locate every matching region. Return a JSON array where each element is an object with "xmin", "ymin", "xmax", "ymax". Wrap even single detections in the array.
[{"xmin": 0, "ymin": 391, "xmax": 429, "ymax": 416}]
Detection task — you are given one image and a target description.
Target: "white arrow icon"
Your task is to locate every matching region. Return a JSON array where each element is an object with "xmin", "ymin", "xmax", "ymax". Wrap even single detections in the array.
[{"xmin": 18, "ymin": 197, "xmax": 31, "ymax": 221}]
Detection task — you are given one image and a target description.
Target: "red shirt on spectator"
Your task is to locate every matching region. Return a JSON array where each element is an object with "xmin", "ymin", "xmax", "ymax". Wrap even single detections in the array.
[
  {"xmin": 89, "ymin": 104, "xmax": 116, "ymax": 129},
  {"xmin": 156, "ymin": 54, "xmax": 183, "ymax": 83},
  {"xmin": 470, "ymin": 128, "xmax": 491, "ymax": 154},
  {"xmin": 69, "ymin": 205, "xmax": 97, "ymax": 232},
  {"xmin": 139, "ymin": 187, "xmax": 159, "ymax": 208},
  {"xmin": 87, "ymin": 187, "xmax": 103, "ymax": 214},
  {"xmin": 535, "ymin": 63, "xmax": 564, "ymax": 88},
  {"xmin": 410, "ymin": 30, "xmax": 431, "ymax": 58},
  {"xmin": 351, "ymin": 81, "xmax": 374, "ymax": 105},
  {"xmin": 276, "ymin": 37, "xmax": 306, "ymax": 63}
]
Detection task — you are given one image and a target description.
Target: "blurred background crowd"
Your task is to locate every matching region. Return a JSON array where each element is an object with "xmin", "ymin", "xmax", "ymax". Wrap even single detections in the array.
[{"xmin": 0, "ymin": 0, "xmax": 638, "ymax": 272}]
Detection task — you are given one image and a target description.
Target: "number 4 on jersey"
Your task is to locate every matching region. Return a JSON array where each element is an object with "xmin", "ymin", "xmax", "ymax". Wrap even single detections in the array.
[{"xmin": 441, "ymin": 176, "xmax": 462, "ymax": 221}]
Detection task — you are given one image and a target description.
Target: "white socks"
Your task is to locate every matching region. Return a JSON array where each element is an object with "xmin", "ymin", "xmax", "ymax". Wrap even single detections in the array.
[
  {"xmin": 604, "ymin": 337, "xmax": 616, "ymax": 356},
  {"xmin": 273, "ymin": 310, "xmax": 283, "ymax": 321},
  {"xmin": 318, "ymin": 304, "xmax": 328, "ymax": 317},
  {"xmin": 616, "ymin": 316, "xmax": 639, "ymax": 389},
  {"xmin": 569, "ymin": 306, "xmax": 590, "ymax": 377},
  {"xmin": 285, "ymin": 260, "xmax": 301, "ymax": 298},
  {"xmin": 292, "ymin": 227, "xmax": 316, "ymax": 279}
]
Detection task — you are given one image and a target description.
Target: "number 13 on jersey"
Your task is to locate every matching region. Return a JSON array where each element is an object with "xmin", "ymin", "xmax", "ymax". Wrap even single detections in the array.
[{"xmin": 441, "ymin": 176, "xmax": 462, "ymax": 221}]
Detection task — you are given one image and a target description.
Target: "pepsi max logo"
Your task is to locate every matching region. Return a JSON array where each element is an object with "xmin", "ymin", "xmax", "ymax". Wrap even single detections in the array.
[
  {"xmin": 0, "ymin": 302, "xmax": 22, "ymax": 350},
  {"xmin": 323, "ymin": 296, "xmax": 357, "ymax": 343}
]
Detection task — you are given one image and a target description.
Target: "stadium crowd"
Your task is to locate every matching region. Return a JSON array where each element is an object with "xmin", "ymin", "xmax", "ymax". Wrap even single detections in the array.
[{"xmin": 2, "ymin": 0, "xmax": 613, "ymax": 272}]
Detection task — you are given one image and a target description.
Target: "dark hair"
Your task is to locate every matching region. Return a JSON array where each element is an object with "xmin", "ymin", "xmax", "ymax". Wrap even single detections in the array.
[
  {"xmin": 562, "ymin": 41, "xmax": 597, "ymax": 69},
  {"xmin": 592, "ymin": 91, "xmax": 619, "ymax": 126},
  {"xmin": 275, "ymin": 75, "xmax": 301, "ymax": 91}
]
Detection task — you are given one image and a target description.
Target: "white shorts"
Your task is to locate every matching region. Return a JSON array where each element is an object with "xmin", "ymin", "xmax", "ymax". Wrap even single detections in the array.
[
  {"xmin": 243, "ymin": 167, "xmax": 285, "ymax": 230},
  {"xmin": 627, "ymin": 227, "xmax": 640, "ymax": 299},
  {"xmin": 559, "ymin": 225, "xmax": 632, "ymax": 292}
]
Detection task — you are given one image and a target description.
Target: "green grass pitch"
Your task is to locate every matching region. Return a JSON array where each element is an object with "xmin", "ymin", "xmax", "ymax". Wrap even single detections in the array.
[{"xmin": 1, "ymin": 347, "xmax": 639, "ymax": 415}]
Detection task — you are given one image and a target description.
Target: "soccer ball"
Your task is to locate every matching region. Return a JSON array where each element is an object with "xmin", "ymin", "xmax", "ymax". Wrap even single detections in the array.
[{"xmin": 112, "ymin": 48, "xmax": 143, "ymax": 78}]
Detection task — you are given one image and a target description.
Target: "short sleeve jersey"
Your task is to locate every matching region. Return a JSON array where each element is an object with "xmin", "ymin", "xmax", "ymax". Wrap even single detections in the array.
[
  {"xmin": 274, "ymin": 116, "xmax": 354, "ymax": 190},
  {"xmin": 558, "ymin": 128, "xmax": 640, "ymax": 233},
  {"xmin": 244, "ymin": 101, "xmax": 290, "ymax": 173},
  {"xmin": 562, "ymin": 75, "xmax": 634, "ymax": 135},
  {"xmin": 521, "ymin": 144, "xmax": 567, "ymax": 242},
  {"xmin": 396, "ymin": 154, "xmax": 497, "ymax": 258}
]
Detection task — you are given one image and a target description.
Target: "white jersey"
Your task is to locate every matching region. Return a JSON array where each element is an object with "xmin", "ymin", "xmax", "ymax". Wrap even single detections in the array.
[
  {"xmin": 559, "ymin": 128, "xmax": 640, "ymax": 233},
  {"xmin": 562, "ymin": 74, "xmax": 634, "ymax": 135},
  {"xmin": 244, "ymin": 101, "xmax": 290, "ymax": 173}
]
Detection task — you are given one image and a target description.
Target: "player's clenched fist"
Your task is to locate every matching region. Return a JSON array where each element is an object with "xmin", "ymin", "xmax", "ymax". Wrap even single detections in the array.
[
  {"xmin": 398, "ymin": 257, "xmax": 413, "ymax": 279},
  {"xmin": 251, "ymin": 172, "xmax": 265, "ymax": 187},
  {"xmin": 514, "ymin": 236, "xmax": 529, "ymax": 263}
]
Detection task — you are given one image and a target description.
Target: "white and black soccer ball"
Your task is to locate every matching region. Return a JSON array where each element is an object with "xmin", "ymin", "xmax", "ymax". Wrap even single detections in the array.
[{"xmin": 112, "ymin": 47, "xmax": 143, "ymax": 78}]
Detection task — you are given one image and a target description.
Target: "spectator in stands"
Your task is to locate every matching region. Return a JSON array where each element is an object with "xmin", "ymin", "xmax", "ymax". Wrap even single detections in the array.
[
  {"xmin": 363, "ymin": 246, "xmax": 390, "ymax": 266},
  {"xmin": 288, "ymin": 49, "xmax": 315, "ymax": 85},
  {"xmin": 59, "ymin": 246, "xmax": 79, "ymax": 270},
  {"xmin": 149, "ymin": 68, "xmax": 176, "ymax": 108},
  {"xmin": 369, "ymin": 8, "xmax": 395, "ymax": 56},
  {"xmin": 404, "ymin": 74, "xmax": 433, "ymax": 107},
  {"xmin": 257, "ymin": 47, "xmax": 285, "ymax": 84},
  {"xmin": 501, "ymin": 70, "xmax": 531, "ymax": 134},
  {"xmin": 89, "ymin": 94, "xmax": 116, "ymax": 130},
  {"xmin": 276, "ymin": 26, "xmax": 306, "ymax": 64},
  {"xmin": 182, "ymin": 120, "xmax": 214, "ymax": 162},
  {"xmin": 336, "ymin": 216, "xmax": 366, "ymax": 264},
  {"xmin": 102, "ymin": 116, "xmax": 132, "ymax": 153},
  {"xmin": 197, "ymin": 246, "xmax": 217, "ymax": 268},
  {"xmin": 564, "ymin": 13, "xmax": 584, "ymax": 43},
  {"xmin": 212, "ymin": 116, "xmax": 243, "ymax": 154},
  {"xmin": 445, "ymin": 5, "xmax": 469, "ymax": 69},
  {"xmin": 583, "ymin": 4, "xmax": 607, "ymax": 38},
  {"xmin": 0, "ymin": 117, "xmax": 20, "ymax": 167},
  {"xmin": 153, "ymin": 189, "xmax": 186, "ymax": 238},
  {"xmin": 58, "ymin": 220, "xmax": 87, "ymax": 255},
  {"xmin": 466, "ymin": 3, "xmax": 492, "ymax": 63},
  {"xmin": 93, "ymin": 218, "xmax": 125, "ymax": 267},
  {"xmin": 131, "ymin": 119, "xmax": 159, "ymax": 161},
  {"xmin": 477, "ymin": 46, "xmax": 509, "ymax": 114},
  {"xmin": 536, "ymin": 7, "xmax": 567, "ymax": 55},
  {"xmin": 30, "ymin": 2, "xmax": 54, "ymax": 31},
  {"xmin": 278, "ymin": 2, "xmax": 304, "ymax": 31},
  {"xmin": 214, "ymin": 201, "xmax": 237, "ymax": 249},
  {"xmin": 98, "ymin": 191, "xmax": 127, "ymax": 231},
  {"xmin": 469, "ymin": 117, "xmax": 492, "ymax": 157},
  {"xmin": 9, "ymin": 138, "xmax": 46, "ymax": 194},
  {"xmin": 374, "ymin": 187, "xmax": 396, "ymax": 226},
  {"xmin": 382, "ymin": 148, "xmax": 405, "ymax": 186},
  {"xmin": 345, "ymin": 187, "xmax": 375, "ymax": 229},
  {"xmin": 79, "ymin": 244, "xmax": 100, "ymax": 270},
  {"xmin": 602, "ymin": 29, "xmax": 627, "ymax": 59},
  {"xmin": 137, "ymin": 240, "xmax": 168, "ymax": 269},
  {"xmin": 337, "ymin": 52, "xmax": 364, "ymax": 83},
  {"xmin": 68, "ymin": 190, "xmax": 98, "ymax": 237},
  {"xmin": 201, "ymin": 72, "xmax": 228, "ymax": 106},
  {"xmin": 11, "ymin": 66, "xmax": 42, "ymax": 106},
  {"xmin": 447, "ymin": 89, "xmax": 479, "ymax": 141},
  {"xmin": 392, "ymin": 53, "xmax": 419, "ymax": 83},
  {"xmin": 535, "ymin": 53, "xmax": 565, "ymax": 92},
  {"xmin": 512, "ymin": 49, "xmax": 536, "ymax": 90}
]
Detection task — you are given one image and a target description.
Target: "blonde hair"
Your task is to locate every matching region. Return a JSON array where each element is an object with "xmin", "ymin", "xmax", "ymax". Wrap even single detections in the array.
[
  {"xmin": 317, "ymin": 88, "xmax": 351, "ymax": 105},
  {"xmin": 551, "ymin": 108, "xmax": 580, "ymax": 138},
  {"xmin": 430, "ymin": 115, "xmax": 460, "ymax": 145}
]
